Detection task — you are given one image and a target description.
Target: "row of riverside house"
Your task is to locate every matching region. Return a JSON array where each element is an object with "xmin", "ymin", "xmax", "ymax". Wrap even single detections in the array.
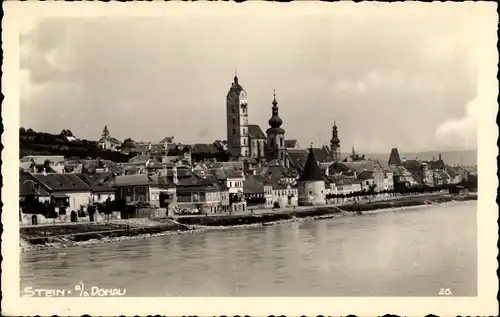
[{"xmin": 19, "ymin": 146, "xmax": 475, "ymax": 225}]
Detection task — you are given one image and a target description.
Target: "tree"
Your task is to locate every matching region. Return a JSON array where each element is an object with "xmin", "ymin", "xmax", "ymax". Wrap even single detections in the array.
[
  {"xmin": 102, "ymin": 125, "xmax": 110, "ymax": 138},
  {"xmin": 121, "ymin": 138, "xmax": 136, "ymax": 152},
  {"xmin": 20, "ymin": 127, "xmax": 26, "ymax": 133},
  {"xmin": 60, "ymin": 129, "xmax": 74, "ymax": 137}
]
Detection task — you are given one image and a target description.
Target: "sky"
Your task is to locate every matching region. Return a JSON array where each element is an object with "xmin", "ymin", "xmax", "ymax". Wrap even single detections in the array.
[{"xmin": 19, "ymin": 2, "xmax": 495, "ymax": 153}]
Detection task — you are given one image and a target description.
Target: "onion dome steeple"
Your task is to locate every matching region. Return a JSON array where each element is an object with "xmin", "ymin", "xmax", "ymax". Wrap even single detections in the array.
[
  {"xmin": 268, "ymin": 89, "xmax": 283, "ymax": 129},
  {"xmin": 330, "ymin": 121, "xmax": 340, "ymax": 145}
]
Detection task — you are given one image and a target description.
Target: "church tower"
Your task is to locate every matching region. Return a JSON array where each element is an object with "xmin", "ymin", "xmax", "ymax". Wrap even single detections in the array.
[
  {"xmin": 330, "ymin": 121, "xmax": 341, "ymax": 162},
  {"xmin": 266, "ymin": 90, "xmax": 286, "ymax": 166},
  {"xmin": 226, "ymin": 73, "xmax": 249, "ymax": 158}
]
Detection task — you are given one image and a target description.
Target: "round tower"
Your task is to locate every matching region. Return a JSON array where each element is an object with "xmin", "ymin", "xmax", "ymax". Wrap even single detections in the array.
[
  {"xmin": 266, "ymin": 90, "xmax": 286, "ymax": 166},
  {"xmin": 297, "ymin": 144, "xmax": 326, "ymax": 206}
]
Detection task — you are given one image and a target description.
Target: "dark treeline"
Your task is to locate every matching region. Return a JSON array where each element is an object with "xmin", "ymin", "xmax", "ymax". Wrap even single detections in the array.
[{"xmin": 19, "ymin": 128, "xmax": 132, "ymax": 162}]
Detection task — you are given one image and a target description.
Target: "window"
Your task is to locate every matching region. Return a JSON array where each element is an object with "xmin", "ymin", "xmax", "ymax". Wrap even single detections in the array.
[
  {"xmin": 97, "ymin": 194, "xmax": 101, "ymax": 200},
  {"xmin": 243, "ymin": 139, "xmax": 246, "ymax": 145},
  {"xmin": 271, "ymin": 139, "xmax": 274, "ymax": 146},
  {"xmin": 232, "ymin": 118, "xmax": 236, "ymax": 124},
  {"xmin": 280, "ymin": 138, "xmax": 283, "ymax": 147},
  {"xmin": 232, "ymin": 128, "xmax": 236, "ymax": 135}
]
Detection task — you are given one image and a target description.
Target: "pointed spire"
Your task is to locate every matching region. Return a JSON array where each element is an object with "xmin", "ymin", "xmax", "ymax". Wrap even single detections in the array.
[
  {"xmin": 299, "ymin": 144, "xmax": 323, "ymax": 181},
  {"xmin": 272, "ymin": 89, "xmax": 277, "ymax": 106},
  {"xmin": 388, "ymin": 147, "xmax": 402, "ymax": 166},
  {"xmin": 234, "ymin": 69, "xmax": 239, "ymax": 85}
]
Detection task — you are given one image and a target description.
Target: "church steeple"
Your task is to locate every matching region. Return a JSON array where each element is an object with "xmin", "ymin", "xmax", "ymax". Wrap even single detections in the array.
[
  {"xmin": 329, "ymin": 121, "xmax": 341, "ymax": 162},
  {"xmin": 268, "ymin": 89, "xmax": 283, "ymax": 129},
  {"xmin": 234, "ymin": 69, "xmax": 239, "ymax": 86},
  {"xmin": 266, "ymin": 89, "xmax": 286, "ymax": 166}
]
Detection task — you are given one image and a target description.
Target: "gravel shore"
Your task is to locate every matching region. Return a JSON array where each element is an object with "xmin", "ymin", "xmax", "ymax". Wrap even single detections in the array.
[{"xmin": 20, "ymin": 194, "xmax": 476, "ymax": 253}]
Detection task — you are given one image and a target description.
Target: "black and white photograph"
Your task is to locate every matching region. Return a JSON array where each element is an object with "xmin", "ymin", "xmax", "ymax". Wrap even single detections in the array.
[{"xmin": 2, "ymin": 1, "xmax": 498, "ymax": 316}]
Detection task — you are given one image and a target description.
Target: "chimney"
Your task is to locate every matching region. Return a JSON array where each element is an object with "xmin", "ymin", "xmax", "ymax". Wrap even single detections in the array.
[
  {"xmin": 326, "ymin": 166, "xmax": 330, "ymax": 176},
  {"xmin": 43, "ymin": 168, "xmax": 47, "ymax": 176},
  {"xmin": 432, "ymin": 156, "xmax": 435, "ymax": 161},
  {"xmin": 438, "ymin": 153, "xmax": 442, "ymax": 161}
]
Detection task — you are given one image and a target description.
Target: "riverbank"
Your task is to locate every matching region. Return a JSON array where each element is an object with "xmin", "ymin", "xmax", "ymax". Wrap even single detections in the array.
[{"xmin": 20, "ymin": 193, "xmax": 477, "ymax": 253}]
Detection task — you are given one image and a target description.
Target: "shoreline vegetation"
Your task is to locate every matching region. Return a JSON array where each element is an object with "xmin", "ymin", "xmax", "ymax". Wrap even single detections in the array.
[{"xmin": 20, "ymin": 193, "xmax": 477, "ymax": 253}]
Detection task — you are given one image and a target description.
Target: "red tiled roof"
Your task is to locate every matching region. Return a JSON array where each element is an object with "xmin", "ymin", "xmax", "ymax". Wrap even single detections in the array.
[
  {"xmin": 32, "ymin": 173, "xmax": 92, "ymax": 192},
  {"xmin": 247, "ymin": 124, "xmax": 266, "ymax": 139},
  {"xmin": 403, "ymin": 159, "xmax": 422, "ymax": 170},
  {"xmin": 357, "ymin": 170, "xmax": 374, "ymax": 180},
  {"xmin": 190, "ymin": 143, "xmax": 220, "ymax": 155},
  {"xmin": 75, "ymin": 173, "xmax": 115, "ymax": 192},
  {"xmin": 20, "ymin": 173, "xmax": 50, "ymax": 196},
  {"xmin": 342, "ymin": 161, "xmax": 376, "ymax": 173},
  {"xmin": 243, "ymin": 175, "xmax": 265, "ymax": 194},
  {"xmin": 112, "ymin": 174, "xmax": 175, "ymax": 187},
  {"xmin": 285, "ymin": 139, "xmax": 299, "ymax": 148}
]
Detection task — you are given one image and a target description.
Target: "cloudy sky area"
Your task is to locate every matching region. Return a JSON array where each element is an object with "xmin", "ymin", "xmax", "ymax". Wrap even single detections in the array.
[{"xmin": 20, "ymin": 3, "xmax": 494, "ymax": 153}]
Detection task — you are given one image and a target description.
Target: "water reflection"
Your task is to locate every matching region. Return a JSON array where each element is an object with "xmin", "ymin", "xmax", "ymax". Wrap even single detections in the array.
[{"xmin": 21, "ymin": 202, "xmax": 477, "ymax": 297}]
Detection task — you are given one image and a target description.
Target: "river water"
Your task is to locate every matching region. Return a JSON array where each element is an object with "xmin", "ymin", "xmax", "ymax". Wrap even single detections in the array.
[{"xmin": 20, "ymin": 201, "xmax": 477, "ymax": 296}]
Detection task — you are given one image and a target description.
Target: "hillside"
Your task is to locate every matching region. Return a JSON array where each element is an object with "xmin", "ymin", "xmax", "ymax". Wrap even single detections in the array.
[
  {"xmin": 19, "ymin": 128, "xmax": 133, "ymax": 162},
  {"xmin": 341, "ymin": 150, "xmax": 477, "ymax": 166}
]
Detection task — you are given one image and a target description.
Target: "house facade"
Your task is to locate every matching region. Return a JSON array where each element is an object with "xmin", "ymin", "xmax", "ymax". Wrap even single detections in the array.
[{"xmin": 272, "ymin": 183, "xmax": 298, "ymax": 208}]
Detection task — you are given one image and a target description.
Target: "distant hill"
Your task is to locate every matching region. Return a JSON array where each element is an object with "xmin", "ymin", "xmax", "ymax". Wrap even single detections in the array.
[
  {"xmin": 19, "ymin": 128, "xmax": 132, "ymax": 162},
  {"xmin": 341, "ymin": 150, "xmax": 477, "ymax": 166}
]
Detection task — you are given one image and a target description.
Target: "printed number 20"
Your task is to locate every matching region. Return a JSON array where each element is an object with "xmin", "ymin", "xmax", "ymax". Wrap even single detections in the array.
[{"xmin": 439, "ymin": 288, "xmax": 453, "ymax": 296}]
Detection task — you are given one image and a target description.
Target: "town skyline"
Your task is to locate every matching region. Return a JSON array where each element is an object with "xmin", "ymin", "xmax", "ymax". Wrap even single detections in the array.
[{"xmin": 20, "ymin": 3, "xmax": 488, "ymax": 153}]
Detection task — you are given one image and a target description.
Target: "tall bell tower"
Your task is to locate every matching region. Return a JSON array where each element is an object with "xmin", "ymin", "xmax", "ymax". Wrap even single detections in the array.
[
  {"xmin": 226, "ymin": 73, "xmax": 249, "ymax": 158},
  {"xmin": 330, "ymin": 121, "xmax": 341, "ymax": 162}
]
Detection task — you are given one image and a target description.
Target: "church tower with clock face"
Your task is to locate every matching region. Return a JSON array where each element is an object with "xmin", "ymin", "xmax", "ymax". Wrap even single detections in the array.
[{"xmin": 226, "ymin": 74, "xmax": 249, "ymax": 158}]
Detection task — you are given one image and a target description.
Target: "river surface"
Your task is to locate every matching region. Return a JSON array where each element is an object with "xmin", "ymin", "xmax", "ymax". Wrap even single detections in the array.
[{"xmin": 21, "ymin": 201, "xmax": 477, "ymax": 296}]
